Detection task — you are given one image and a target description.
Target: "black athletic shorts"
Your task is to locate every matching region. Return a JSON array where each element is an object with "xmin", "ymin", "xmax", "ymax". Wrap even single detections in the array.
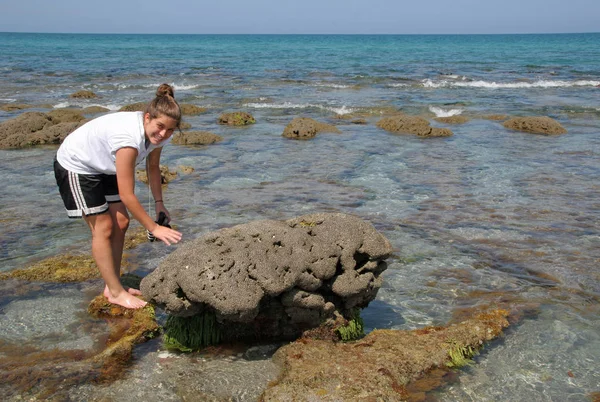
[{"xmin": 54, "ymin": 159, "xmax": 121, "ymax": 218}]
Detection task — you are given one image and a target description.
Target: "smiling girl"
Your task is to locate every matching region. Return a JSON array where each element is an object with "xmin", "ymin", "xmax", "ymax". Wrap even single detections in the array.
[{"xmin": 54, "ymin": 84, "xmax": 183, "ymax": 309}]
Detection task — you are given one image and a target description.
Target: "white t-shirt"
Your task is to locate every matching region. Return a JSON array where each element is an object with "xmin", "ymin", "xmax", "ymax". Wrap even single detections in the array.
[{"xmin": 57, "ymin": 111, "xmax": 170, "ymax": 175}]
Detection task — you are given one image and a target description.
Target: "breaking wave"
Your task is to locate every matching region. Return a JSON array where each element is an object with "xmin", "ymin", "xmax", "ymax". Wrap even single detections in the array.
[
  {"xmin": 243, "ymin": 102, "xmax": 353, "ymax": 115},
  {"xmin": 423, "ymin": 79, "xmax": 600, "ymax": 89}
]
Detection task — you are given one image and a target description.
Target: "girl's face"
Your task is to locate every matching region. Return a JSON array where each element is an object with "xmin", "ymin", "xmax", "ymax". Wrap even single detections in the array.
[{"xmin": 144, "ymin": 113, "xmax": 178, "ymax": 145}]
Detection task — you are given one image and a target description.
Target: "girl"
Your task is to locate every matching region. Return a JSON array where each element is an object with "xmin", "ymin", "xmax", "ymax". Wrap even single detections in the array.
[{"xmin": 54, "ymin": 84, "xmax": 183, "ymax": 309}]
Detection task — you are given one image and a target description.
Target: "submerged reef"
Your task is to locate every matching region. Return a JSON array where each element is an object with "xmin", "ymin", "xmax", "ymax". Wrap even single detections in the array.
[
  {"xmin": 261, "ymin": 309, "xmax": 510, "ymax": 401},
  {"xmin": 141, "ymin": 213, "xmax": 393, "ymax": 344},
  {"xmin": 0, "ymin": 254, "xmax": 100, "ymax": 282},
  {"xmin": 0, "ymin": 296, "xmax": 159, "ymax": 400}
]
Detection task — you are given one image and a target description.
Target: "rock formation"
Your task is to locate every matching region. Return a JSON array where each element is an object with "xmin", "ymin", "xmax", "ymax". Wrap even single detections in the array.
[
  {"xmin": 70, "ymin": 90, "xmax": 98, "ymax": 99},
  {"xmin": 282, "ymin": 117, "xmax": 341, "ymax": 140},
  {"xmin": 377, "ymin": 115, "xmax": 453, "ymax": 137},
  {"xmin": 218, "ymin": 111, "xmax": 256, "ymax": 126},
  {"xmin": 503, "ymin": 116, "xmax": 567, "ymax": 135},
  {"xmin": 261, "ymin": 309, "xmax": 510, "ymax": 400},
  {"xmin": 140, "ymin": 213, "xmax": 393, "ymax": 341},
  {"xmin": 171, "ymin": 130, "xmax": 223, "ymax": 145},
  {"xmin": 0, "ymin": 110, "xmax": 86, "ymax": 149}
]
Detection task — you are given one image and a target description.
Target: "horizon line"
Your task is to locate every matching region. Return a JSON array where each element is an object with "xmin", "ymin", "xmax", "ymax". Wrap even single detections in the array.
[{"xmin": 1, "ymin": 31, "xmax": 599, "ymax": 36}]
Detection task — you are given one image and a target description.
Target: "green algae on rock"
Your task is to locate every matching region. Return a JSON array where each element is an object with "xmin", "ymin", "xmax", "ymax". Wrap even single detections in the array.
[
  {"xmin": 163, "ymin": 312, "xmax": 222, "ymax": 352},
  {"xmin": 260, "ymin": 309, "xmax": 510, "ymax": 401},
  {"xmin": 335, "ymin": 309, "xmax": 365, "ymax": 342},
  {"xmin": 0, "ymin": 254, "xmax": 100, "ymax": 282}
]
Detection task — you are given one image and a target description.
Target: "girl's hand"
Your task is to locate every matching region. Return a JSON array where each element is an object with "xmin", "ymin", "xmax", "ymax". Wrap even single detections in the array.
[
  {"xmin": 155, "ymin": 203, "xmax": 171, "ymax": 224},
  {"xmin": 152, "ymin": 224, "xmax": 182, "ymax": 246}
]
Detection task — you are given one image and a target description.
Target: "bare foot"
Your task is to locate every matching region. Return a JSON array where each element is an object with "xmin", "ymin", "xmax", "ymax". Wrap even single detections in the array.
[
  {"xmin": 107, "ymin": 291, "xmax": 147, "ymax": 309},
  {"xmin": 127, "ymin": 288, "xmax": 142, "ymax": 296},
  {"xmin": 105, "ymin": 285, "xmax": 143, "ymax": 297},
  {"xmin": 103, "ymin": 286, "xmax": 147, "ymax": 309}
]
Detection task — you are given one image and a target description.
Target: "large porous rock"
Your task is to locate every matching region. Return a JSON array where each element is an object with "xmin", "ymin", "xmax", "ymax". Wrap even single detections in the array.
[
  {"xmin": 0, "ymin": 111, "xmax": 86, "ymax": 149},
  {"xmin": 141, "ymin": 213, "xmax": 393, "ymax": 340},
  {"xmin": 282, "ymin": 117, "xmax": 341, "ymax": 140},
  {"xmin": 503, "ymin": 116, "xmax": 567, "ymax": 135},
  {"xmin": 377, "ymin": 115, "xmax": 453, "ymax": 137}
]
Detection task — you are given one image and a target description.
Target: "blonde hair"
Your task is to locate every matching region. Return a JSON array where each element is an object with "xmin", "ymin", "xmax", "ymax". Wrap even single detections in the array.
[{"xmin": 145, "ymin": 83, "xmax": 181, "ymax": 127}]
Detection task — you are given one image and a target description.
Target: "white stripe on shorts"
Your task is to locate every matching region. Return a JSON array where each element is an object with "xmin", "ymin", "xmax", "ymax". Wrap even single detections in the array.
[{"xmin": 68, "ymin": 171, "xmax": 87, "ymax": 211}]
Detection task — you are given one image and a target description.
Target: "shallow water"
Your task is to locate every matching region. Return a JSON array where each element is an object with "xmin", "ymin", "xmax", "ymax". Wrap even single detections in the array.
[{"xmin": 1, "ymin": 33, "xmax": 599, "ymax": 400}]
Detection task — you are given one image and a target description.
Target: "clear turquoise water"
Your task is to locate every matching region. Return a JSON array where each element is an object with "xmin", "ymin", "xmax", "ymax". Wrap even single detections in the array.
[{"xmin": 1, "ymin": 33, "xmax": 599, "ymax": 400}]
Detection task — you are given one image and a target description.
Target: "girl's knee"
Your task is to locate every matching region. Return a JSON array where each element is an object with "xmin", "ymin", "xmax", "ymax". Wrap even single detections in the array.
[{"xmin": 115, "ymin": 213, "xmax": 130, "ymax": 232}]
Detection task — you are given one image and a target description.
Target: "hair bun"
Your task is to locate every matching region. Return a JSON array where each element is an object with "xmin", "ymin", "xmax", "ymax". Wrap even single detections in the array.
[{"xmin": 156, "ymin": 83, "xmax": 175, "ymax": 99}]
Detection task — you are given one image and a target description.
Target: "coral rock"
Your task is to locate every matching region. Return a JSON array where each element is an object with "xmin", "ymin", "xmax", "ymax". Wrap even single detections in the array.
[{"xmin": 141, "ymin": 213, "xmax": 393, "ymax": 341}]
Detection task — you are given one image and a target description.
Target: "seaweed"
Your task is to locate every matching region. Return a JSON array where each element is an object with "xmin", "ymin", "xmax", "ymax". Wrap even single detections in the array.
[
  {"xmin": 163, "ymin": 311, "xmax": 222, "ymax": 352},
  {"xmin": 445, "ymin": 341, "xmax": 478, "ymax": 368},
  {"xmin": 335, "ymin": 309, "xmax": 365, "ymax": 342}
]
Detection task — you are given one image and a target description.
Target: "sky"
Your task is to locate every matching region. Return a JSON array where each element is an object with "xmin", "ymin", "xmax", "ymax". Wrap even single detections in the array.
[{"xmin": 0, "ymin": 0, "xmax": 599, "ymax": 34}]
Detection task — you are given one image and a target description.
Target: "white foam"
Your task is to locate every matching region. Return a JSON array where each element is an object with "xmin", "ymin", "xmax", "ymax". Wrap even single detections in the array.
[
  {"xmin": 53, "ymin": 102, "xmax": 121, "ymax": 111},
  {"xmin": 243, "ymin": 102, "xmax": 353, "ymax": 115},
  {"xmin": 429, "ymin": 106, "xmax": 463, "ymax": 117},
  {"xmin": 313, "ymin": 83, "xmax": 351, "ymax": 89},
  {"xmin": 0, "ymin": 98, "xmax": 17, "ymax": 103},
  {"xmin": 173, "ymin": 84, "xmax": 200, "ymax": 91},
  {"xmin": 328, "ymin": 105, "xmax": 353, "ymax": 115},
  {"xmin": 244, "ymin": 102, "xmax": 312, "ymax": 109},
  {"xmin": 388, "ymin": 83, "xmax": 410, "ymax": 87},
  {"xmin": 138, "ymin": 82, "xmax": 200, "ymax": 91},
  {"xmin": 423, "ymin": 79, "xmax": 600, "ymax": 89}
]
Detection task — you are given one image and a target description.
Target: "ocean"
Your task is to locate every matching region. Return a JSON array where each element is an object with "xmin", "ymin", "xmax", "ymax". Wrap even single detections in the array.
[{"xmin": 0, "ymin": 33, "xmax": 599, "ymax": 400}]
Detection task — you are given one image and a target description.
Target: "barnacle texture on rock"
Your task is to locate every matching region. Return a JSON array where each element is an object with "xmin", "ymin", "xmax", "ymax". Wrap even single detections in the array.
[{"xmin": 140, "ymin": 213, "xmax": 393, "ymax": 340}]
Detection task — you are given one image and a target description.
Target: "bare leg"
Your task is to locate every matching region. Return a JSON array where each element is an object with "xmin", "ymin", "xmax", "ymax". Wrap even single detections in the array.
[
  {"xmin": 85, "ymin": 210, "xmax": 146, "ymax": 309},
  {"xmin": 105, "ymin": 202, "xmax": 142, "ymax": 296}
]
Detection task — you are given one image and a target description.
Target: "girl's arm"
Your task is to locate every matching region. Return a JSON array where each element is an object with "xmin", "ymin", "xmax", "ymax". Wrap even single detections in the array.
[
  {"xmin": 115, "ymin": 147, "xmax": 181, "ymax": 245},
  {"xmin": 146, "ymin": 147, "xmax": 170, "ymax": 221}
]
